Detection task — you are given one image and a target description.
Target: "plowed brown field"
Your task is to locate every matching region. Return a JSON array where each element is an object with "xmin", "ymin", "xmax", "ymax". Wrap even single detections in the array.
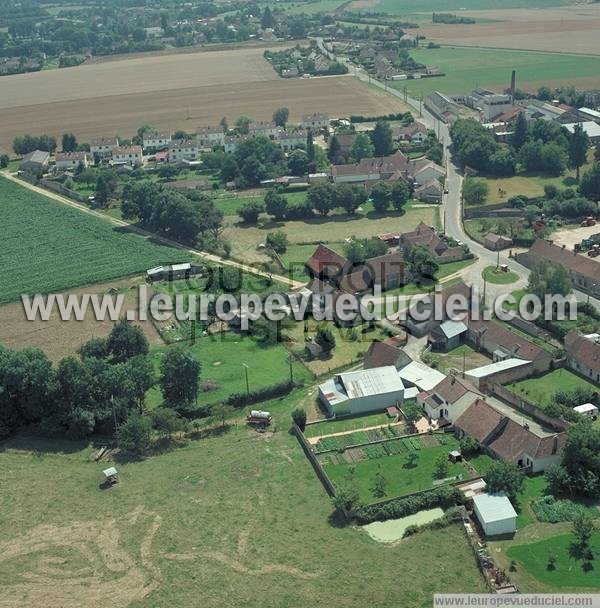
[{"xmin": 0, "ymin": 47, "xmax": 409, "ymax": 153}]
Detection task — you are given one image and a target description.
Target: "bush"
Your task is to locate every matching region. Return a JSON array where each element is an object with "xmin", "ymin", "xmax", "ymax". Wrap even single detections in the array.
[
  {"xmin": 354, "ymin": 485, "xmax": 465, "ymax": 524},
  {"xmin": 532, "ymin": 495, "xmax": 596, "ymax": 523},
  {"xmin": 227, "ymin": 380, "xmax": 294, "ymax": 409},
  {"xmin": 292, "ymin": 407, "xmax": 307, "ymax": 431}
]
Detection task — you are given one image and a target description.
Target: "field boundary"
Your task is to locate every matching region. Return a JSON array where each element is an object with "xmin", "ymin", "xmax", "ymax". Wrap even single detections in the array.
[{"xmin": 293, "ymin": 423, "xmax": 337, "ymax": 497}]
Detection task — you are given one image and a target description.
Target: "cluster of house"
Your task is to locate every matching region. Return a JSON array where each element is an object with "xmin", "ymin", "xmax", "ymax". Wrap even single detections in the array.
[
  {"xmin": 297, "ymin": 223, "xmax": 468, "ymax": 333},
  {"xmin": 18, "ymin": 113, "xmax": 331, "ymax": 174},
  {"xmin": 317, "ymin": 278, "xmax": 600, "ymax": 502},
  {"xmin": 330, "ymin": 149, "xmax": 446, "ymax": 203}
]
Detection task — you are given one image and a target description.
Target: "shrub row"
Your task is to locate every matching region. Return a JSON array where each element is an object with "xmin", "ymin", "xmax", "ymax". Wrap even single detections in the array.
[
  {"xmin": 227, "ymin": 380, "xmax": 295, "ymax": 409},
  {"xmin": 402, "ymin": 506, "xmax": 463, "ymax": 538},
  {"xmin": 354, "ymin": 485, "xmax": 465, "ymax": 524}
]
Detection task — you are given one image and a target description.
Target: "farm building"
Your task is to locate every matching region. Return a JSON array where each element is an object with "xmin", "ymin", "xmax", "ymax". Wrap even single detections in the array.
[
  {"xmin": 146, "ymin": 263, "xmax": 203, "ymax": 282},
  {"xmin": 318, "ymin": 366, "xmax": 405, "ymax": 417},
  {"xmin": 55, "ymin": 151, "xmax": 92, "ymax": 170},
  {"xmin": 484, "ymin": 233, "xmax": 513, "ymax": 251},
  {"xmin": 397, "ymin": 360, "xmax": 446, "ymax": 392},
  {"xmin": 516, "ymin": 240, "xmax": 600, "ymax": 298},
  {"xmin": 19, "ymin": 149, "xmax": 49, "ymax": 174},
  {"xmin": 563, "ymin": 121, "xmax": 600, "ymax": 144},
  {"xmin": 464, "ymin": 358, "xmax": 533, "ymax": 391},
  {"xmin": 472, "ymin": 493, "xmax": 517, "ymax": 537},
  {"xmin": 466, "ymin": 319, "xmax": 553, "ymax": 373},
  {"xmin": 363, "ymin": 341, "xmax": 411, "ymax": 370},
  {"xmin": 428, "ymin": 319, "xmax": 467, "ymax": 352}
]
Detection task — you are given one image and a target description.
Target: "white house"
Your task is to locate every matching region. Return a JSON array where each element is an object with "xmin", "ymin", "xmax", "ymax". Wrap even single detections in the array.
[
  {"xmin": 90, "ymin": 136, "xmax": 119, "ymax": 159},
  {"xmin": 224, "ymin": 135, "xmax": 250, "ymax": 154},
  {"xmin": 168, "ymin": 139, "xmax": 199, "ymax": 162},
  {"xmin": 277, "ymin": 130, "xmax": 308, "ymax": 152},
  {"xmin": 196, "ymin": 126, "xmax": 226, "ymax": 148},
  {"xmin": 248, "ymin": 121, "xmax": 279, "ymax": 138},
  {"xmin": 112, "ymin": 145, "xmax": 144, "ymax": 167},
  {"xmin": 418, "ymin": 375, "xmax": 482, "ymax": 424},
  {"xmin": 473, "ymin": 493, "xmax": 517, "ymax": 537},
  {"xmin": 302, "ymin": 113, "xmax": 329, "ymax": 130},
  {"xmin": 55, "ymin": 151, "xmax": 92, "ymax": 170},
  {"xmin": 318, "ymin": 366, "xmax": 405, "ymax": 417},
  {"xmin": 142, "ymin": 131, "xmax": 171, "ymax": 151}
]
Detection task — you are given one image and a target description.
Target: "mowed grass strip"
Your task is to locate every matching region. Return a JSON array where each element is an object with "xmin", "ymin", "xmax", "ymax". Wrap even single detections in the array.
[{"xmin": 0, "ymin": 176, "xmax": 191, "ymax": 303}]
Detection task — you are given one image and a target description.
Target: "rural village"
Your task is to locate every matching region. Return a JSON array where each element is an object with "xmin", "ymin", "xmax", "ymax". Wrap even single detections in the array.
[{"xmin": 1, "ymin": 0, "xmax": 600, "ymax": 607}]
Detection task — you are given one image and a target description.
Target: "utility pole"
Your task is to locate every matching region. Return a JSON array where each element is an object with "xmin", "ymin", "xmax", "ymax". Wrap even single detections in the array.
[
  {"xmin": 496, "ymin": 250, "xmax": 500, "ymax": 270},
  {"xmin": 242, "ymin": 363, "xmax": 250, "ymax": 395},
  {"xmin": 419, "ymin": 93, "xmax": 423, "ymax": 118},
  {"xmin": 482, "ymin": 278, "xmax": 487, "ymax": 311}
]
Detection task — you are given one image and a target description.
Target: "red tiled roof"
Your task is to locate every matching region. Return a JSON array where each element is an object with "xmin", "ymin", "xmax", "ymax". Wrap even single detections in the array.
[
  {"xmin": 364, "ymin": 341, "xmax": 407, "ymax": 369},
  {"xmin": 433, "ymin": 374, "xmax": 481, "ymax": 404},
  {"xmin": 565, "ymin": 331, "xmax": 600, "ymax": 373},
  {"xmin": 466, "ymin": 319, "xmax": 547, "ymax": 363},
  {"xmin": 526, "ymin": 240, "xmax": 600, "ymax": 281},
  {"xmin": 306, "ymin": 244, "xmax": 348, "ymax": 277},
  {"xmin": 454, "ymin": 399, "xmax": 504, "ymax": 443}
]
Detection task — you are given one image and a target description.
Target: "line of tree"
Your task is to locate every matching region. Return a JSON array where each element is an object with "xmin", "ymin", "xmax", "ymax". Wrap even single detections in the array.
[{"xmin": 121, "ymin": 181, "xmax": 223, "ymax": 247}]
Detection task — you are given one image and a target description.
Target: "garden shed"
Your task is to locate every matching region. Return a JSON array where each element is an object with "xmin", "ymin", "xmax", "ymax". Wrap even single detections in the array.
[{"xmin": 473, "ymin": 493, "xmax": 517, "ymax": 537}]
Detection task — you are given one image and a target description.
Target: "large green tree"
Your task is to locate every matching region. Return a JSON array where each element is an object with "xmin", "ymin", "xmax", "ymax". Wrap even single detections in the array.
[
  {"xmin": 159, "ymin": 348, "xmax": 201, "ymax": 411},
  {"xmin": 569, "ymin": 122, "xmax": 589, "ymax": 181}
]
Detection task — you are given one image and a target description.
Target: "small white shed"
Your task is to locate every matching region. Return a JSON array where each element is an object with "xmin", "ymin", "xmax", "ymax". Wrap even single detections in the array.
[
  {"xmin": 574, "ymin": 403, "xmax": 598, "ymax": 418},
  {"xmin": 473, "ymin": 493, "xmax": 517, "ymax": 537}
]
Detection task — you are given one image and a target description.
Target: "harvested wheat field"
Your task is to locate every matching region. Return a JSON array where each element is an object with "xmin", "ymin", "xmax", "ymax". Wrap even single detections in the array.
[
  {"xmin": 420, "ymin": 4, "xmax": 600, "ymax": 55},
  {"xmin": 0, "ymin": 47, "xmax": 409, "ymax": 153},
  {"xmin": 0, "ymin": 277, "xmax": 162, "ymax": 362}
]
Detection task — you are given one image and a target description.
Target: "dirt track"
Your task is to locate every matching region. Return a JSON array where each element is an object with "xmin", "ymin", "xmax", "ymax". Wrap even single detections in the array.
[{"xmin": 0, "ymin": 47, "xmax": 409, "ymax": 153}]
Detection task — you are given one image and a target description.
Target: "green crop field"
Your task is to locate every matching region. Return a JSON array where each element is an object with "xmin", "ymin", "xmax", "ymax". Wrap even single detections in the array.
[
  {"xmin": 0, "ymin": 392, "xmax": 487, "ymax": 607},
  {"xmin": 373, "ymin": 0, "xmax": 565, "ymax": 14},
  {"xmin": 391, "ymin": 47, "xmax": 600, "ymax": 97},
  {"xmin": 0, "ymin": 176, "xmax": 192, "ymax": 303}
]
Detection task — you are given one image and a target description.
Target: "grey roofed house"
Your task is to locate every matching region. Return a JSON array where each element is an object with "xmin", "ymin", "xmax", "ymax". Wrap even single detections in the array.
[{"xmin": 20, "ymin": 149, "xmax": 50, "ymax": 173}]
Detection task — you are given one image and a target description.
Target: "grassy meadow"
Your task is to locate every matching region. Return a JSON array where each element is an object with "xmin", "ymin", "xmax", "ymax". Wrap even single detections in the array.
[
  {"xmin": 0, "ymin": 176, "xmax": 191, "ymax": 303},
  {"xmin": 0, "ymin": 393, "xmax": 488, "ymax": 607}
]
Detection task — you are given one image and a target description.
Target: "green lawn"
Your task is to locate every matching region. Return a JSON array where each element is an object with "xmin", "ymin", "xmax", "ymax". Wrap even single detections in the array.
[
  {"xmin": 0, "ymin": 176, "xmax": 192, "ymax": 303},
  {"xmin": 482, "ymin": 265, "xmax": 520, "ymax": 285},
  {"xmin": 514, "ymin": 475, "xmax": 549, "ymax": 528},
  {"xmin": 509, "ymin": 369, "xmax": 598, "ymax": 409},
  {"xmin": 391, "ymin": 47, "xmax": 600, "ymax": 97},
  {"xmin": 323, "ymin": 435, "xmax": 471, "ymax": 502},
  {"xmin": 304, "ymin": 411, "xmax": 393, "ymax": 436},
  {"xmin": 148, "ymin": 332, "xmax": 313, "ymax": 407},
  {"xmin": 0, "ymin": 394, "xmax": 488, "ymax": 608},
  {"xmin": 506, "ymin": 532, "xmax": 600, "ymax": 590}
]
